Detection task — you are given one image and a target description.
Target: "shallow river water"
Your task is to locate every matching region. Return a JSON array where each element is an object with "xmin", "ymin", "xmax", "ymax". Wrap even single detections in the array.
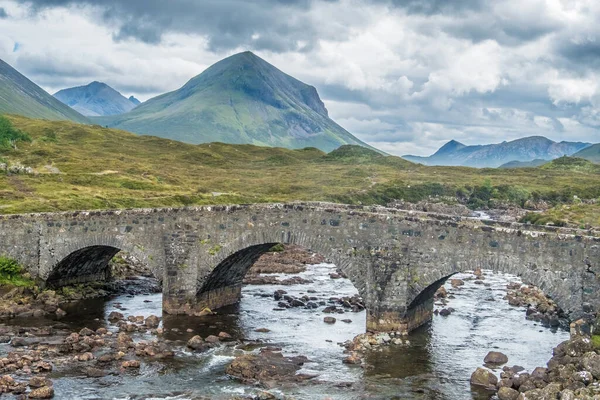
[{"xmin": 3, "ymin": 264, "xmax": 569, "ymax": 399}]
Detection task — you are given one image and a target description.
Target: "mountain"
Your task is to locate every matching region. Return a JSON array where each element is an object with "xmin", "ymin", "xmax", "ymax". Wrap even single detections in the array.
[
  {"xmin": 128, "ymin": 96, "xmax": 141, "ymax": 106},
  {"xmin": 54, "ymin": 82, "xmax": 139, "ymax": 117},
  {"xmin": 573, "ymin": 143, "xmax": 600, "ymax": 163},
  {"xmin": 403, "ymin": 136, "xmax": 591, "ymax": 168},
  {"xmin": 0, "ymin": 58, "xmax": 89, "ymax": 124},
  {"xmin": 91, "ymin": 51, "xmax": 373, "ymax": 152},
  {"xmin": 498, "ymin": 159, "xmax": 549, "ymax": 168}
]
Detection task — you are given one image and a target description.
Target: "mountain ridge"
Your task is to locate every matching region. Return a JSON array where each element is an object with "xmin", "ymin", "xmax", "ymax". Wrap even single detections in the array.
[
  {"xmin": 91, "ymin": 51, "xmax": 375, "ymax": 153},
  {"xmin": 0, "ymin": 58, "xmax": 89, "ymax": 124},
  {"xmin": 403, "ymin": 136, "xmax": 591, "ymax": 168}
]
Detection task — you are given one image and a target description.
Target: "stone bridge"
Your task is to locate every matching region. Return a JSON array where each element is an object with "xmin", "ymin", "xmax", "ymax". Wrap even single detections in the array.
[{"xmin": 0, "ymin": 202, "xmax": 598, "ymax": 333}]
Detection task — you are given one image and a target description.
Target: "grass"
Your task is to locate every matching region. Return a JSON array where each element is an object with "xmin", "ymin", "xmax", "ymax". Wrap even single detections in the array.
[
  {"xmin": 522, "ymin": 204, "xmax": 600, "ymax": 229},
  {"xmin": 0, "ymin": 255, "xmax": 35, "ymax": 287},
  {"xmin": 0, "ymin": 115, "xmax": 599, "ymax": 228}
]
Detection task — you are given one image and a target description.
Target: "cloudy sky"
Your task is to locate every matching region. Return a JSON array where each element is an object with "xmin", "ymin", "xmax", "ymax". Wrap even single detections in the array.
[{"xmin": 1, "ymin": 0, "xmax": 599, "ymax": 155}]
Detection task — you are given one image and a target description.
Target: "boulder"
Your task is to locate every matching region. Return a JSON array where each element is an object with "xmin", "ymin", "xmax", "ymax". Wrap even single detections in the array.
[
  {"xmin": 498, "ymin": 387, "xmax": 519, "ymax": 400},
  {"xmin": 28, "ymin": 376, "xmax": 51, "ymax": 388},
  {"xmin": 108, "ymin": 311, "xmax": 124, "ymax": 322},
  {"xmin": 218, "ymin": 332, "xmax": 232, "ymax": 340},
  {"xmin": 470, "ymin": 367, "xmax": 498, "ymax": 389},
  {"xmin": 77, "ymin": 352, "xmax": 94, "ymax": 362},
  {"xmin": 581, "ymin": 352, "xmax": 600, "ymax": 379},
  {"xmin": 144, "ymin": 315, "xmax": 160, "ymax": 328},
  {"xmin": 450, "ymin": 279, "xmax": 464, "ymax": 288},
  {"xmin": 28, "ymin": 386, "xmax": 55, "ymax": 398},
  {"xmin": 205, "ymin": 335, "xmax": 220, "ymax": 344},
  {"xmin": 79, "ymin": 327, "xmax": 94, "ymax": 336},
  {"xmin": 324, "ymin": 317, "xmax": 336, "ymax": 324},
  {"xmin": 484, "ymin": 351, "xmax": 509, "ymax": 365},
  {"xmin": 225, "ymin": 350, "xmax": 310, "ymax": 383},
  {"xmin": 343, "ymin": 353, "xmax": 361, "ymax": 365},
  {"xmin": 121, "ymin": 360, "xmax": 141, "ymax": 368}
]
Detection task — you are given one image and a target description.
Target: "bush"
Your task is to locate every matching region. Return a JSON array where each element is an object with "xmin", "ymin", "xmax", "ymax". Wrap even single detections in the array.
[
  {"xmin": 0, "ymin": 256, "xmax": 22, "ymax": 277},
  {"xmin": 0, "ymin": 116, "xmax": 31, "ymax": 150},
  {"xmin": 269, "ymin": 243, "xmax": 285, "ymax": 252}
]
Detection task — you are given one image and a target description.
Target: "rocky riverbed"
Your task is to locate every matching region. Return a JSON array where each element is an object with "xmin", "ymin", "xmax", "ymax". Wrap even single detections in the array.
[{"xmin": 0, "ymin": 251, "xmax": 573, "ymax": 399}]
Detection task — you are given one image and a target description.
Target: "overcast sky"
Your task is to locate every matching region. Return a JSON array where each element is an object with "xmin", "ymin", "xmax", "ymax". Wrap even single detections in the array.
[{"xmin": 1, "ymin": 0, "xmax": 599, "ymax": 155}]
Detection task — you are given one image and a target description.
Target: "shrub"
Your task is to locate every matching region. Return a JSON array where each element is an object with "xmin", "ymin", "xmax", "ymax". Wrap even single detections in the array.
[
  {"xmin": 269, "ymin": 243, "xmax": 285, "ymax": 252},
  {"xmin": 0, "ymin": 116, "xmax": 31, "ymax": 150},
  {"xmin": 0, "ymin": 256, "xmax": 22, "ymax": 277}
]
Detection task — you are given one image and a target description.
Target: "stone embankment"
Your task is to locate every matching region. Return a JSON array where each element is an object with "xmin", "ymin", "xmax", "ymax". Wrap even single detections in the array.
[
  {"xmin": 470, "ymin": 320, "xmax": 600, "ymax": 399},
  {"xmin": 505, "ymin": 281, "xmax": 567, "ymax": 328}
]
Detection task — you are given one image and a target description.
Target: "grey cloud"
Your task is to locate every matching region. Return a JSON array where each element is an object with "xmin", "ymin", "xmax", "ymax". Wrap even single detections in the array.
[
  {"xmin": 0, "ymin": 7, "xmax": 8, "ymax": 18},
  {"xmin": 385, "ymin": 0, "xmax": 487, "ymax": 15},
  {"xmin": 17, "ymin": 0, "xmax": 341, "ymax": 52},
  {"xmin": 442, "ymin": 17, "xmax": 560, "ymax": 46},
  {"xmin": 555, "ymin": 38, "xmax": 600, "ymax": 69},
  {"xmin": 112, "ymin": 20, "xmax": 162, "ymax": 44}
]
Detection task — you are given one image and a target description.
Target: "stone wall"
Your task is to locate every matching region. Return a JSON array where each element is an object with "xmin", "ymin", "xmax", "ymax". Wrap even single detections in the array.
[{"xmin": 0, "ymin": 202, "xmax": 597, "ymax": 333}]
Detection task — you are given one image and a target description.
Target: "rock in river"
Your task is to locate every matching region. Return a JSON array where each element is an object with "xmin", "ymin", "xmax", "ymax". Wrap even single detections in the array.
[
  {"xmin": 484, "ymin": 351, "xmax": 509, "ymax": 365},
  {"xmin": 226, "ymin": 349, "xmax": 313, "ymax": 384},
  {"xmin": 470, "ymin": 367, "xmax": 498, "ymax": 389}
]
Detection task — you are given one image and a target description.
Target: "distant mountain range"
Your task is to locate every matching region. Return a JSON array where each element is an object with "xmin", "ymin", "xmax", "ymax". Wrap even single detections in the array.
[
  {"xmin": 91, "ymin": 51, "xmax": 373, "ymax": 152},
  {"xmin": 403, "ymin": 137, "xmax": 592, "ymax": 168},
  {"xmin": 0, "ymin": 58, "xmax": 89, "ymax": 124},
  {"xmin": 54, "ymin": 82, "xmax": 140, "ymax": 116}
]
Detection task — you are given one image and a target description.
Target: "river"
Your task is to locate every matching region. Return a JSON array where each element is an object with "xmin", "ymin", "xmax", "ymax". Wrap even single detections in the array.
[{"xmin": 1, "ymin": 263, "xmax": 569, "ymax": 399}]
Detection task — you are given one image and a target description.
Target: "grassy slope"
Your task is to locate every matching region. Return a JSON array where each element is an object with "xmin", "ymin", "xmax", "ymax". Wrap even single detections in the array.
[
  {"xmin": 573, "ymin": 143, "xmax": 600, "ymax": 163},
  {"xmin": 0, "ymin": 59, "xmax": 90, "ymax": 124},
  {"xmin": 0, "ymin": 115, "xmax": 599, "ymax": 229}
]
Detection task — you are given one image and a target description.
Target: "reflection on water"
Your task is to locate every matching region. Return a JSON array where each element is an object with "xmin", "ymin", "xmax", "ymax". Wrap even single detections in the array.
[{"xmin": 1, "ymin": 265, "xmax": 569, "ymax": 399}]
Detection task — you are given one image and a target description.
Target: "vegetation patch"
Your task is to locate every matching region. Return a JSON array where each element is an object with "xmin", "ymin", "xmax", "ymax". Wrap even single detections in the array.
[
  {"xmin": 269, "ymin": 243, "xmax": 285, "ymax": 252},
  {"xmin": 0, "ymin": 115, "xmax": 31, "ymax": 151},
  {"xmin": 0, "ymin": 255, "xmax": 34, "ymax": 287},
  {"xmin": 208, "ymin": 245, "xmax": 223, "ymax": 256}
]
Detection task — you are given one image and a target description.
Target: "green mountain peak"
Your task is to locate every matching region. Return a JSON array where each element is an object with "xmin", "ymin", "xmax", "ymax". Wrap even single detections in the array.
[{"xmin": 92, "ymin": 51, "xmax": 373, "ymax": 152}]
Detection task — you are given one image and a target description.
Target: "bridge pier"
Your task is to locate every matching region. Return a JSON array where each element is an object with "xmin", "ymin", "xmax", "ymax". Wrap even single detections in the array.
[{"xmin": 367, "ymin": 300, "xmax": 434, "ymax": 334}]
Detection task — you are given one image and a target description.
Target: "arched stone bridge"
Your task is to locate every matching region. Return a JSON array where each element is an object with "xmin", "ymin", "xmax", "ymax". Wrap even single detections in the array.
[{"xmin": 0, "ymin": 202, "xmax": 598, "ymax": 333}]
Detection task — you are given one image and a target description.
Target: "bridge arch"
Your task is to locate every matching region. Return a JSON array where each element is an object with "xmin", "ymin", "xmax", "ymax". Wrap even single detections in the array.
[
  {"xmin": 42, "ymin": 233, "xmax": 166, "ymax": 287},
  {"xmin": 193, "ymin": 228, "xmax": 368, "ymax": 311},
  {"xmin": 404, "ymin": 254, "xmax": 582, "ymax": 330}
]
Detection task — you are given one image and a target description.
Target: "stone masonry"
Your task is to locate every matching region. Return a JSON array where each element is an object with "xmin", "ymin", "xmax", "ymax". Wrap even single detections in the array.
[{"xmin": 0, "ymin": 202, "xmax": 598, "ymax": 334}]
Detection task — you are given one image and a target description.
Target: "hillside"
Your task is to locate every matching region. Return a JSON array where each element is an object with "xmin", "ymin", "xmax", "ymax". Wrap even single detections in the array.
[
  {"xmin": 54, "ymin": 82, "xmax": 139, "ymax": 116},
  {"xmin": 92, "ymin": 51, "xmax": 373, "ymax": 152},
  {"xmin": 540, "ymin": 156, "xmax": 600, "ymax": 173},
  {"xmin": 573, "ymin": 143, "xmax": 600, "ymax": 163},
  {"xmin": 0, "ymin": 59, "xmax": 89, "ymax": 124},
  {"xmin": 0, "ymin": 115, "xmax": 599, "ymax": 220},
  {"xmin": 499, "ymin": 159, "xmax": 549, "ymax": 168},
  {"xmin": 403, "ymin": 136, "xmax": 590, "ymax": 168}
]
